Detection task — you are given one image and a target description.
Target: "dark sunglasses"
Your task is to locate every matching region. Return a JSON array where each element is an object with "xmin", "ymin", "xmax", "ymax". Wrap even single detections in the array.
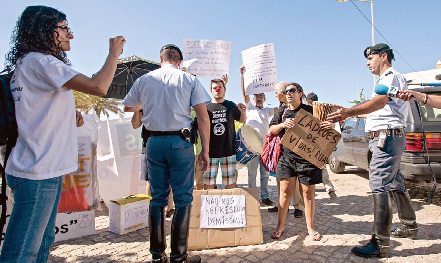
[
  {"xmin": 57, "ymin": 25, "xmax": 73, "ymax": 35},
  {"xmin": 283, "ymin": 87, "xmax": 298, "ymax": 95}
]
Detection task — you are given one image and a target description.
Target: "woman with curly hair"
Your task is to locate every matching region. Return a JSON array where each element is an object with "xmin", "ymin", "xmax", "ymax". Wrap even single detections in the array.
[
  {"xmin": 0, "ymin": 5, "xmax": 125, "ymax": 262},
  {"xmin": 268, "ymin": 83, "xmax": 323, "ymax": 241}
]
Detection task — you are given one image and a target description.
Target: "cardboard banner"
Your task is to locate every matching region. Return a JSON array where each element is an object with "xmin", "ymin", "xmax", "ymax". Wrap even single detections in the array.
[
  {"xmin": 280, "ymin": 109, "xmax": 341, "ymax": 169},
  {"xmin": 182, "ymin": 39, "xmax": 232, "ymax": 78},
  {"xmin": 200, "ymin": 195, "xmax": 246, "ymax": 229},
  {"xmin": 188, "ymin": 188, "xmax": 262, "ymax": 250},
  {"xmin": 241, "ymin": 43, "xmax": 277, "ymax": 95},
  {"xmin": 96, "ymin": 116, "xmax": 146, "ymax": 207}
]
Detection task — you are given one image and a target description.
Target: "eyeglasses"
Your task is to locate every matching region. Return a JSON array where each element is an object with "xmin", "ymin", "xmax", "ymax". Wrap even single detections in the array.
[
  {"xmin": 283, "ymin": 87, "xmax": 298, "ymax": 95},
  {"xmin": 57, "ymin": 25, "xmax": 73, "ymax": 35}
]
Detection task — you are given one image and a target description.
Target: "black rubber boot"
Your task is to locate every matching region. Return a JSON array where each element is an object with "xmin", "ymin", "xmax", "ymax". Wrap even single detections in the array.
[
  {"xmin": 149, "ymin": 206, "xmax": 168, "ymax": 263},
  {"xmin": 391, "ymin": 191, "xmax": 419, "ymax": 239},
  {"xmin": 351, "ymin": 192, "xmax": 392, "ymax": 258},
  {"xmin": 170, "ymin": 206, "xmax": 201, "ymax": 263}
]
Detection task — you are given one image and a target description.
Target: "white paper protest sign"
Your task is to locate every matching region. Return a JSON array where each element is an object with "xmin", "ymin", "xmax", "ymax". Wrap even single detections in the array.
[
  {"xmin": 182, "ymin": 39, "xmax": 232, "ymax": 78},
  {"xmin": 200, "ymin": 195, "xmax": 246, "ymax": 229},
  {"xmin": 241, "ymin": 43, "xmax": 277, "ymax": 95}
]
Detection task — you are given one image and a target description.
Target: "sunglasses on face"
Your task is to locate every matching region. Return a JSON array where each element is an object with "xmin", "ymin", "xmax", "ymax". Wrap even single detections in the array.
[
  {"xmin": 57, "ymin": 25, "xmax": 73, "ymax": 35},
  {"xmin": 283, "ymin": 87, "xmax": 298, "ymax": 95}
]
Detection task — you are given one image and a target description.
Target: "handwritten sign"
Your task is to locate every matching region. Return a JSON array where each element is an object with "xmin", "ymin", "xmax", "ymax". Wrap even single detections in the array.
[
  {"xmin": 182, "ymin": 39, "xmax": 232, "ymax": 78},
  {"xmin": 281, "ymin": 109, "xmax": 341, "ymax": 169},
  {"xmin": 241, "ymin": 43, "xmax": 277, "ymax": 95},
  {"xmin": 200, "ymin": 195, "xmax": 246, "ymax": 229}
]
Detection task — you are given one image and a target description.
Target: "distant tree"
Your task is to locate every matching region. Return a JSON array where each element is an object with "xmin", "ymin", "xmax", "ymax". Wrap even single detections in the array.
[
  {"xmin": 74, "ymin": 91, "xmax": 123, "ymax": 118},
  {"xmin": 349, "ymin": 88, "xmax": 368, "ymax": 105}
]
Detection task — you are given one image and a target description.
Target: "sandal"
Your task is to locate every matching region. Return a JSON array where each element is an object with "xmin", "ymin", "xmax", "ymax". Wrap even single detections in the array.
[
  {"xmin": 309, "ymin": 232, "xmax": 322, "ymax": 241},
  {"xmin": 271, "ymin": 230, "xmax": 284, "ymax": 239}
]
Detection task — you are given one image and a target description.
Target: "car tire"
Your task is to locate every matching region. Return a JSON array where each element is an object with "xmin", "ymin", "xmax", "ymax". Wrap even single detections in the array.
[{"xmin": 329, "ymin": 156, "xmax": 346, "ymax": 173}]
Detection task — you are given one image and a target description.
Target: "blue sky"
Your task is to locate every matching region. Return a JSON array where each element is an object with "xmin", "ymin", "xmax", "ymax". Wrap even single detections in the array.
[{"xmin": 1, "ymin": 0, "xmax": 440, "ymax": 109}]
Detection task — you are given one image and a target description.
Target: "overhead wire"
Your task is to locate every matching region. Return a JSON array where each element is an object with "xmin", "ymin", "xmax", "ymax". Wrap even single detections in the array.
[{"xmin": 347, "ymin": 0, "xmax": 427, "ymax": 82}]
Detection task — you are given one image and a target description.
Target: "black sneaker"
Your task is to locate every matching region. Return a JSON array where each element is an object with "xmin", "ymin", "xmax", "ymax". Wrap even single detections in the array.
[
  {"xmin": 293, "ymin": 209, "xmax": 303, "ymax": 218},
  {"xmin": 268, "ymin": 205, "xmax": 278, "ymax": 212},
  {"xmin": 261, "ymin": 198, "xmax": 274, "ymax": 206}
]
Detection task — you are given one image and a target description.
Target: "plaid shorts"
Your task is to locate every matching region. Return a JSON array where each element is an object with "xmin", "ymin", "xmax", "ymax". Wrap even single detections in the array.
[{"xmin": 204, "ymin": 155, "xmax": 236, "ymax": 185}]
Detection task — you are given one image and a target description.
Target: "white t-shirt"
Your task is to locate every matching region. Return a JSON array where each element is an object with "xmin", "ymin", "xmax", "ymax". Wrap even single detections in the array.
[
  {"xmin": 6, "ymin": 52, "xmax": 80, "ymax": 180},
  {"xmin": 366, "ymin": 67, "xmax": 409, "ymax": 131},
  {"xmin": 245, "ymin": 101, "xmax": 275, "ymax": 140}
]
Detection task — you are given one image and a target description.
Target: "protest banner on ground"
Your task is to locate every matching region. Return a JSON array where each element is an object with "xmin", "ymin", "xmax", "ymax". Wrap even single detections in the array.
[
  {"xmin": 281, "ymin": 109, "xmax": 341, "ymax": 169},
  {"xmin": 241, "ymin": 43, "xmax": 277, "ymax": 95},
  {"xmin": 182, "ymin": 39, "xmax": 232, "ymax": 78},
  {"xmin": 200, "ymin": 195, "xmax": 246, "ymax": 229},
  {"xmin": 188, "ymin": 188, "xmax": 262, "ymax": 250}
]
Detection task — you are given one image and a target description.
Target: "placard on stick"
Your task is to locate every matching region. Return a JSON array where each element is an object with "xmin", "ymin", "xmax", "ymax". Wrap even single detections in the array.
[{"xmin": 280, "ymin": 109, "xmax": 341, "ymax": 169}]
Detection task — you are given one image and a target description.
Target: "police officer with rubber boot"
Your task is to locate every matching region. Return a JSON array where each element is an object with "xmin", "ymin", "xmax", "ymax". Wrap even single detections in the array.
[{"xmin": 327, "ymin": 43, "xmax": 418, "ymax": 258}]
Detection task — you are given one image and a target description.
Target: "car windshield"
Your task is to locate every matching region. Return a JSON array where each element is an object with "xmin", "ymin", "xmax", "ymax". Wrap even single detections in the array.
[{"xmin": 418, "ymin": 92, "xmax": 441, "ymax": 122}]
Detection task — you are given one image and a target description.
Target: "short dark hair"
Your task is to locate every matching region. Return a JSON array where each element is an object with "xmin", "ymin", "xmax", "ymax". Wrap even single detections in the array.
[
  {"xmin": 211, "ymin": 79, "xmax": 225, "ymax": 89},
  {"xmin": 6, "ymin": 5, "xmax": 69, "ymax": 68},
  {"xmin": 160, "ymin": 44, "xmax": 183, "ymax": 63},
  {"xmin": 254, "ymin": 93, "xmax": 265, "ymax": 98}
]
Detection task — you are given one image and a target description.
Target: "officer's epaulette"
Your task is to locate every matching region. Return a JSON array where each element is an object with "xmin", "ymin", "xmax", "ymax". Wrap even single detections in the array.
[{"xmin": 385, "ymin": 71, "xmax": 393, "ymax": 76}]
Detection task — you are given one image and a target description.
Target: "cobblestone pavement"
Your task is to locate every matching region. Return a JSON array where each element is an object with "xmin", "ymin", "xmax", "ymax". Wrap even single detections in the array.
[{"xmin": 48, "ymin": 166, "xmax": 441, "ymax": 262}]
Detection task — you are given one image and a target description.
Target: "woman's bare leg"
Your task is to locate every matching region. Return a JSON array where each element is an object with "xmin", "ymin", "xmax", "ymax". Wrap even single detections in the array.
[{"xmin": 275, "ymin": 178, "xmax": 296, "ymax": 233}]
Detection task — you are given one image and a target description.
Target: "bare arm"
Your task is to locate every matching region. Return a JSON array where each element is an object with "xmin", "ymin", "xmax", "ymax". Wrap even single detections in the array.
[
  {"xmin": 194, "ymin": 103, "xmax": 210, "ymax": 172},
  {"xmin": 268, "ymin": 119, "xmax": 295, "ymax": 135},
  {"xmin": 124, "ymin": 105, "xmax": 142, "ymax": 112},
  {"xmin": 76, "ymin": 111, "xmax": 84, "ymax": 127},
  {"xmin": 131, "ymin": 110, "xmax": 143, "ymax": 129},
  {"xmin": 327, "ymin": 95, "xmax": 390, "ymax": 123},
  {"xmin": 399, "ymin": 90, "xmax": 441, "ymax": 109},
  {"xmin": 238, "ymin": 103, "xmax": 247, "ymax": 123},
  {"xmin": 64, "ymin": 36, "xmax": 126, "ymax": 96},
  {"xmin": 240, "ymin": 65, "xmax": 250, "ymax": 104},
  {"xmin": 273, "ymin": 107, "xmax": 279, "ymax": 115}
]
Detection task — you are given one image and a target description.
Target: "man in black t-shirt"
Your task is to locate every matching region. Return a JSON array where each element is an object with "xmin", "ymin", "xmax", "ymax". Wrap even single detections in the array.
[{"xmin": 204, "ymin": 78, "xmax": 246, "ymax": 189}]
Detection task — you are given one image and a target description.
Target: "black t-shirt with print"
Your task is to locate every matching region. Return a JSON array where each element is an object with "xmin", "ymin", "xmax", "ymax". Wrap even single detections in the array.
[
  {"xmin": 269, "ymin": 103, "xmax": 313, "ymax": 162},
  {"xmin": 207, "ymin": 100, "xmax": 241, "ymax": 158}
]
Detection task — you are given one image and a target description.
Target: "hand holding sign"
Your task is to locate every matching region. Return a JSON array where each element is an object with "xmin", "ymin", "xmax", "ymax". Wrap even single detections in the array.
[{"xmin": 281, "ymin": 109, "xmax": 341, "ymax": 168}]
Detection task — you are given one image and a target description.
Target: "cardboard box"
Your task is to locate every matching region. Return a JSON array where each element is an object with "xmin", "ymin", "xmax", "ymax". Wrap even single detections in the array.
[
  {"xmin": 109, "ymin": 194, "xmax": 150, "ymax": 235},
  {"xmin": 55, "ymin": 210, "xmax": 96, "ymax": 242},
  {"xmin": 188, "ymin": 188, "xmax": 263, "ymax": 250}
]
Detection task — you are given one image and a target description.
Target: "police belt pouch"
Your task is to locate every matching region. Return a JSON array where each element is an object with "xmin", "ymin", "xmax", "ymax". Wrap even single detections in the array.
[
  {"xmin": 377, "ymin": 130, "xmax": 387, "ymax": 149},
  {"xmin": 180, "ymin": 128, "xmax": 193, "ymax": 143}
]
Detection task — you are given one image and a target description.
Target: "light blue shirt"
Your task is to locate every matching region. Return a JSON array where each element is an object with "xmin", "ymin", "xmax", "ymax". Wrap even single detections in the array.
[
  {"xmin": 366, "ymin": 67, "xmax": 409, "ymax": 131},
  {"xmin": 123, "ymin": 64, "xmax": 211, "ymax": 131}
]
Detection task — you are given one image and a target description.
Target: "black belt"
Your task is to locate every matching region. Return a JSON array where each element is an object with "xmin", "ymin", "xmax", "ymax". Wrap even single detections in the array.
[
  {"xmin": 149, "ymin": 130, "xmax": 181, "ymax": 136},
  {"xmin": 368, "ymin": 128, "xmax": 404, "ymax": 139}
]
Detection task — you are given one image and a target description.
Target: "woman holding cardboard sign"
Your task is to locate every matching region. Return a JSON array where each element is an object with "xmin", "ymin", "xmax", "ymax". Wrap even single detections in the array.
[{"xmin": 268, "ymin": 83, "xmax": 323, "ymax": 241}]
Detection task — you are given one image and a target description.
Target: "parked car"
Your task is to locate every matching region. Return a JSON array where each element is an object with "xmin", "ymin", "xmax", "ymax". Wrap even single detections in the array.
[{"xmin": 329, "ymin": 86, "xmax": 441, "ymax": 181}]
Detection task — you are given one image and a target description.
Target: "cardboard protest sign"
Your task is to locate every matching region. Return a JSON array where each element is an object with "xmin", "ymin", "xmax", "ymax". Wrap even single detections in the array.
[
  {"xmin": 280, "ymin": 109, "xmax": 341, "ymax": 169},
  {"xmin": 241, "ymin": 43, "xmax": 277, "ymax": 95},
  {"xmin": 182, "ymin": 39, "xmax": 232, "ymax": 78},
  {"xmin": 200, "ymin": 195, "xmax": 246, "ymax": 229},
  {"xmin": 188, "ymin": 188, "xmax": 262, "ymax": 250}
]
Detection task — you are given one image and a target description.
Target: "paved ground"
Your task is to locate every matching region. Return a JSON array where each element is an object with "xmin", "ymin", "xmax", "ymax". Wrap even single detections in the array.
[{"xmin": 48, "ymin": 166, "xmax": 441, "ymax": 262}]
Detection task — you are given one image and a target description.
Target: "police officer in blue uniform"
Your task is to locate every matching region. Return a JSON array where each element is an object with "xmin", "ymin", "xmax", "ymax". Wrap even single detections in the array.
[
  {"xmin": 123, "ymin": 44, "xmax": 211, "ymax": 263},
  {"xmin": 327, "ymin": 43, "xmax": 418, "ymax": 258}
]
